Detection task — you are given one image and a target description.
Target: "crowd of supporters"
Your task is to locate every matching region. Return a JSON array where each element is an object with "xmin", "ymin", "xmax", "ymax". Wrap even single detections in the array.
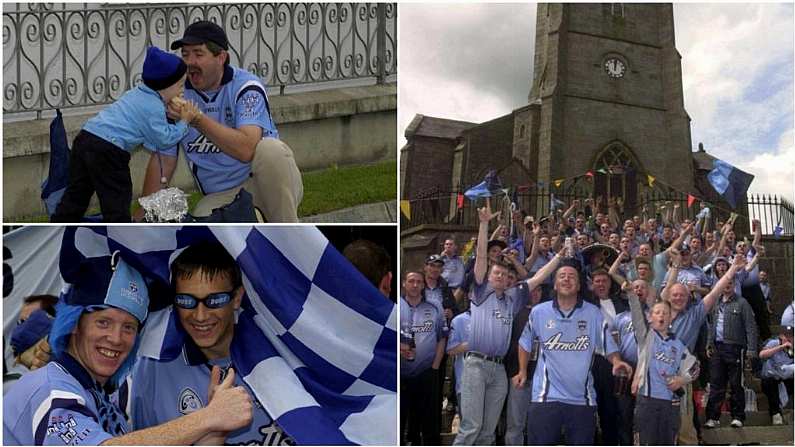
[{"xmin": 401, "ymin": 196, "xmax": 793, "ymax": 445}]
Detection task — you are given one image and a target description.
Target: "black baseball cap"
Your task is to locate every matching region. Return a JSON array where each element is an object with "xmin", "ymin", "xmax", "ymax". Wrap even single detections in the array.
[
  {"xmin": 171, "ymin": 20, "xmax": 229, "ymax": 51},
  {"xmin": 425, "ymin": 254, "xmax": 444, "ymax": 265}
]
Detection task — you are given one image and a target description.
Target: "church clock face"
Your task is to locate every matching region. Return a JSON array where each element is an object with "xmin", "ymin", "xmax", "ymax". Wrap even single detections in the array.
[{"xmin": 604, "ymin": 57, "xmax": 626, "ymax": 78}]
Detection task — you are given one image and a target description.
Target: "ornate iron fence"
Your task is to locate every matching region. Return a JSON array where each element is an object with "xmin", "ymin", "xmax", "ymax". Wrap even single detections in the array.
[
  {"xmin": 403, "ymin": 187, "xmax": 794, "ymax": 237},
  {"xmin": 3, "ymin": 3, "xmax": 397, "ymax": 118}
]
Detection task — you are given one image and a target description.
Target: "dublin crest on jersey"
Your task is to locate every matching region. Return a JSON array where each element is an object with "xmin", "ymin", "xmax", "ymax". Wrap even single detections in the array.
[{"xmin": 178, "ymin": 387, "xmax": 203, "ymax": 415}]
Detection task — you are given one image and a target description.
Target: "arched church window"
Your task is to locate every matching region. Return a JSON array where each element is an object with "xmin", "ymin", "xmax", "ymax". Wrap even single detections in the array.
[{"xmin": 611, "ymin": 3, "xmax": 625, "ymax": 18}]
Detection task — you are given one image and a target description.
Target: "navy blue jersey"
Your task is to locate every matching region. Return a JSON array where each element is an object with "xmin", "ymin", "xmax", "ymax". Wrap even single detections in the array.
[{"xmin": 519, "ymin": 298, "xmax": 617, "ymax": 406}]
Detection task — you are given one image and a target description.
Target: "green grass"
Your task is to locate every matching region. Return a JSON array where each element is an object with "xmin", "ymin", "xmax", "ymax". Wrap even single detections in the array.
[
  {"xmin": 298, "ymin": 160, "xmax": 397, "ymax": 216},
  {"xmin": 11, "ymin": 160, "xmax": 396, "ymax": 222}
]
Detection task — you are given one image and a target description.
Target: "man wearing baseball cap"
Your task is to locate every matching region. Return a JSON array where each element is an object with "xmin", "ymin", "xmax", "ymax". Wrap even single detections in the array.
[
  {"xmin": 3, "ymin": 253, "xmax": 253, "ymax": 445},
  {"xmin": 138, "ymin": 20, "xmax": 303, "ymax": 222}
]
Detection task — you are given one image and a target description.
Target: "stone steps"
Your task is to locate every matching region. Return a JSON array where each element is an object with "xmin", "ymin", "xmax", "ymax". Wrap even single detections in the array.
[{"xmin": 701, "ymin": 424, "xmax": 793, "ymax": 445}]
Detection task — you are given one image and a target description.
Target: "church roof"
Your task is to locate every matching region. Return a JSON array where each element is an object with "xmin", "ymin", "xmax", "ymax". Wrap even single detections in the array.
[
  {"xmin": 405, "ymin": 114, "xmax": 476, "ymax": 140},
  {"xmin": 692, "ymin": 147, "xmax": 719, "ymax": 171}
]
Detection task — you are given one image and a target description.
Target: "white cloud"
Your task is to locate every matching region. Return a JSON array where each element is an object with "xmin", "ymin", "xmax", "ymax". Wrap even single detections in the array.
[{"xmin": 739, "ymin": 129, "xmax": 795, "ymax": 202}]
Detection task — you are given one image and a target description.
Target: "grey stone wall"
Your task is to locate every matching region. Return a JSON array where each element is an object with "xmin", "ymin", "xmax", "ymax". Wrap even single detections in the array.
[{"xmin": 3, "ymin": 84, "xmax": 396, "ymax": 219}]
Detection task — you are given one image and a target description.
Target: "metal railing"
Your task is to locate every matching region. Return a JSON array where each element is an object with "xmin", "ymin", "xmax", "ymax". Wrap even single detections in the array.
[
  {"xmin": 403, "ymin": 187, "xmax": 794, "ymax": 237},
  {"xmin": 3, "ymin": 3, "xmax": 397, "ymax": 118}
]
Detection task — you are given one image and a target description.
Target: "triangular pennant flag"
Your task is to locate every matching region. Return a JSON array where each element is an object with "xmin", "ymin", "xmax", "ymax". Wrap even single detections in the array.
[
  {"xmin": 585, "ymin": 171, "xmax": 594, "ymax": 178},
  {"xmin": 456, "ymin": 193, "xmax": 464, "ymax": 209},
  {"xmin": 517, "ymin": 185, "xmax": 530, "ymax": 192},
  {"xmin": 553, "ymin": 179, "xmax": 564, "ymax": 188},
  {"xmin": 647, "ymin": 174, "xmax": 655, "ymax": 187},
  {"xmin": 596, "ymin": 168, "xmax": 607, "ymax": 174},
  {"xmin": 400, "ymin": 200, "xmax": 411, "ymax": 220},
  {"xmin": 537, "ymin": 181, "xmax": 545, "ymax": 188},
  {"xmin": 687, "ymin": 194, "xmax": 696, "ymax": 208}
]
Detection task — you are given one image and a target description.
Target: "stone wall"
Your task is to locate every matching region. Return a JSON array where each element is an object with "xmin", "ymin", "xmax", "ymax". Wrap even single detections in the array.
[{"xmin": 3, "ymin": 84, "xmax": 396, "ymax": 219}]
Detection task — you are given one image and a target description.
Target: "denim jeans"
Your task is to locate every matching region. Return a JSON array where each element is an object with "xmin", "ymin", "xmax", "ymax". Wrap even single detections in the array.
[
  {"xmin": 453, "ymin": 355, "xmax": 508, "ymax": 445},
  {"xmin": 504, "ymin": 379, "xmax": 531, "ymax": 445}
]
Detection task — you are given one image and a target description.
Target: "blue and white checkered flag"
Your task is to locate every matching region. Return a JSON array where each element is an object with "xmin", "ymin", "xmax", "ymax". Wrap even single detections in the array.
[{"xmin": 60, "ymin": 226, "xmax": 397, "ymax": 445}]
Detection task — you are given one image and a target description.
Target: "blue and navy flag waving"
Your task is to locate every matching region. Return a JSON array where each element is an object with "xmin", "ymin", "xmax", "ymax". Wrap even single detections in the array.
[
  {"xmin": 707, "ymin": 159, "xmax": 754, "ymax": 209},
  {"xmin": 60, "ymin": 226, "xmax": 397, "ymax": 445}
]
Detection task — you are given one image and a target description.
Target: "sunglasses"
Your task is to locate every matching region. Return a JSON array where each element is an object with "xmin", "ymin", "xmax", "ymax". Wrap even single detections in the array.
[{"xmin": 174, "ymin": 290, "xmax": 235, "ymax": 310}]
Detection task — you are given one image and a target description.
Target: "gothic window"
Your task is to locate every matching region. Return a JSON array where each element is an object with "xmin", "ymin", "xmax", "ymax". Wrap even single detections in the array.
[
  {"xmin": 594, "ymin": 143, "xmax": 638, "ymax": 217},
  {"xmin": 611, "ymin": 3, "xmax": 624, "ymax": 18}
]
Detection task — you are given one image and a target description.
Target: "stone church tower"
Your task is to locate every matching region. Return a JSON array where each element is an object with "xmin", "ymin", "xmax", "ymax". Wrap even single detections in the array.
[
  {"xmin": 519, "ymin": 3, "xmax": 694, "ymax": 199},
  {"xmin": 402, "ymin": 3, "xmax": 701, "ymax": 221}
]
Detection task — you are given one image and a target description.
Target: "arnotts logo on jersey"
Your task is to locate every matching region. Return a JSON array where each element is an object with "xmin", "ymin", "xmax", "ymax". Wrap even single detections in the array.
[
  {"xmin": 412, "ymin": 320, "xmax": 435, "ymax": 333},
  {"xmin": 229, "ymin": 421, "xmax": 294, "ymax": 445},
  {"xmin": 543, "ymin": 332, "xmax": 590, "ymax": 351},
  {"xmin": 186, "ymin": 135, "xmax": 221, "ymax": 154},
  {"xmin": 178, "ymin": 387, "xmax": 203, "ymax": 415},
  {"xmin": 47, "ymin": 414, "xmax": 92, "ymax": 444},
  {"xmin": 654, "ymin": 350, "xmax": 676, "ymax": 366}
]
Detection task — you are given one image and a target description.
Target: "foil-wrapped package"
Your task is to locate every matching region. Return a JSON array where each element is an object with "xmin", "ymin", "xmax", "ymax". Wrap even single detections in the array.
[{"xmin": 138, "ymin": 187, "xmax": 189, "ymax": 222}]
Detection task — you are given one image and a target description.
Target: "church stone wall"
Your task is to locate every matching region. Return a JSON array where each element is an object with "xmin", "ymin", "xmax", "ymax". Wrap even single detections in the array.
[
  {"xmin": 462, "ymin": 115, "xmax": 515, "ymax": 186},
  {"xmin": 403, "ymin": 136, "xmax": 457, "ymax": 199}
]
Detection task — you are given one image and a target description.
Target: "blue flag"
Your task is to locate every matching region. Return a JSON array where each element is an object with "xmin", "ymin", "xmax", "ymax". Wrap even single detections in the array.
[
  {"xmin": 707, "ymin": 159, "xmax": 754, "ymax": 209},
  {"xmin": 59, "ymin": 226, "xmax": 397, "ymax": 445},
  {"xmin": 41, "ymin": 109, "xmax": 70, "ymax": 216},
  {"xmin": 464, "ymin": 170, "xmax": 505, "ymax": 200}
]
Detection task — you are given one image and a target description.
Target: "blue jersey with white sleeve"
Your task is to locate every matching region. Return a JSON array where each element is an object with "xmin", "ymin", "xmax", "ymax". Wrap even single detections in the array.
[
  {"xmin": 468, "ymin": 281, "xmax": 520, "ymax": 357},
  {"xmin": 158, "ymin": 65, "xmax": 278, "ymax": 194},
  {"xmin": 446, "ymin": 311, "xmax": 471, "ymax": 394},
  {"xmin": 400, "ymin": 296, "xmax": 445, "ymax": 377},
  {"xmin": 3, "ymin": 353, "xmax": 127, "ymax": 446},
  {"xmin": 519, "ymin": 298, "xmax": 617, "ymax": 406},
  {"xmin": 129, "ymin": 338, "xmax": 291, "ymax": 445},
  {"xmin": 637, "ymin": 331, "xmax": 691, "ymax": 401}
]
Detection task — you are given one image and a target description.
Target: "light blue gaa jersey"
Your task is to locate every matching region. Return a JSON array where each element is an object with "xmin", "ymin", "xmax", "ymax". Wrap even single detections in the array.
[
  {"xmin": 760, "ymin": 338, "xmax": 794, "ymax": 380},
  {"xmin": 4, "ymin": 354, "xmax": 128, "ymax": 445},
  {"xmin": 446, "ymin": 311, "xmax": 472, "ymax": 394},
  {"xmin": 467, "ymin": 281, "xmax": 521, "ymax": 357},
  {"xmin": 638, "ymin": 330, "xmax": 692, "ymax": 401},
  {"xmin": 613, "ymin": 310, "xmax": 639, "ymax": 366},
  {"xmin": 669, "ymin": 300, "xmax": 707, "ymax": 352},
  {"xmin": 158, "ymin": 65, "xmax": 278, "ymax": 194},
  {"xmin": 400, "ymin": 296, "xmax": 445, "ymax": 377},
  {"xmin": 129, "ymin": 340, "xmax": 292, "ymax": 445},
  {"xmin": 519, "ymin": 298, "xmax": 618, "ymax": 406}
]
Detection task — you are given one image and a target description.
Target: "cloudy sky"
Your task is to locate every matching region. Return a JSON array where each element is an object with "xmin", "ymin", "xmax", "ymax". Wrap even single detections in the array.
[{"xmin": 398, "ymin": 3, "xmax": 794, "ymax": 201}]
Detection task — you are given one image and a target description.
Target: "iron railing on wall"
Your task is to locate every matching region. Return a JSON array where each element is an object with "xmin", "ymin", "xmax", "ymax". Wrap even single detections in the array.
[
  {"xmin": 403, "ymin": 187, "xmax": 794, "ymax": 237},
  {"xmin": 3, "ymin": 3, "xmax": 397, "ymax": 119}
]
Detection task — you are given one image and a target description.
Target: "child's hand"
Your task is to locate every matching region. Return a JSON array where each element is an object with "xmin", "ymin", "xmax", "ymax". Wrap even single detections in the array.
[
  {"xmin": 180, "ymin": 100, "xmax": 201, "ymax": 125},
  {"xmin": 168, "ymin": 96, "xmax": 186, "ymax": 119}
]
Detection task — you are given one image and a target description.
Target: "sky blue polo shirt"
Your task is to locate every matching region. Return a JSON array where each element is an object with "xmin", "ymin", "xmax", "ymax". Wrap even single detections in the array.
[
  {"xmin": 519, "ymin": 297, "xmax": 617, "ymax": 406},
  {"xmin": 400, "ymin": 295, "xmax": 445, "ymax": 377},
  {"xmin": 760, "ymin": 338, "xmax": 794, "ymax": 380}
]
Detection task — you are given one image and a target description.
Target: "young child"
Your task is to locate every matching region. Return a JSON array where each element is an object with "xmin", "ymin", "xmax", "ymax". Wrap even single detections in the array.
[
  {"xmin": 759, "ymin": 326, "xmax": 794, "ymax": 425},
  {"xmin": 626, "ymin": 284, "xmax": 700, "ymax": 445},
  {"xmin": 52, "ymin": 46, "xmax": 199, "ymax": 222}
]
